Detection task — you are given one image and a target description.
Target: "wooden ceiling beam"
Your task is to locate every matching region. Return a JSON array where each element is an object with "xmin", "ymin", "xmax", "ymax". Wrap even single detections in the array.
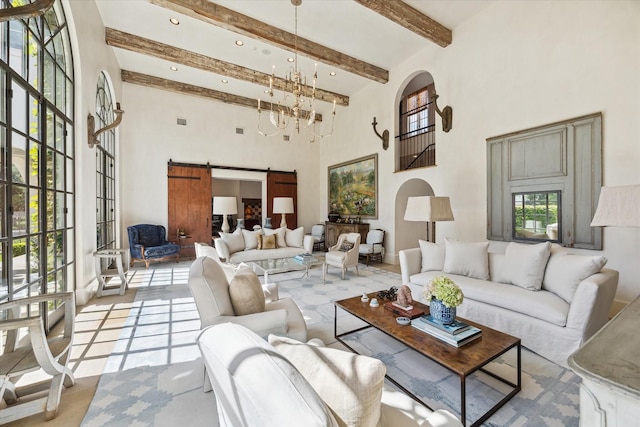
[
  {"xmin": 106, "ymin": 28, "xmax": 348, "ymax": 107},
  {"xmin": 353, "ymin": 0, "xmax": 452, "ymax": 48},
  {"xmin": 149, "ymin": 0, "xmax": 389, "ymax": 84},
  {"xmin": 121, "ymin": 70, "xmax": 322, "ymax": 121}
]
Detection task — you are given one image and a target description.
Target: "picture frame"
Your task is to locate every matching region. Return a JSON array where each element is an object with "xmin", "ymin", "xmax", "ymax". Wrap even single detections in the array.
[{"xmin": 328, "ymin": 153, "xmax": 378, "ymax": 219}]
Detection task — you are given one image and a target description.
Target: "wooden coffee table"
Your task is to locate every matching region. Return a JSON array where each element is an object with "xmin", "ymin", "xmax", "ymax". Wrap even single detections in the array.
[{"xmin": 335, "ymin": 294, "xmax": 521, "ymax": 427}]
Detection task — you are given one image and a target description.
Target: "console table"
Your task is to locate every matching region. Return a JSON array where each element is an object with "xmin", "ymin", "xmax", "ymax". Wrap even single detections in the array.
[
  {"xmin": 325, "ymin": 221, "xmax": 369, "ymax": 249},
  {"xmin": 93, "ymin": 248, "xmax": 128, "ymax": 297},
  {"xmin": 568, "ymin": 296, "xmax": 640, "ymax": 426}
]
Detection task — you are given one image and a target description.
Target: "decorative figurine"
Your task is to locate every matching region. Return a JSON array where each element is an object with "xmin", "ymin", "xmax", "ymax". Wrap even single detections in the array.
[{"xmin": 396, "ymin": 284, "xmax": 413, "ymax": 308}]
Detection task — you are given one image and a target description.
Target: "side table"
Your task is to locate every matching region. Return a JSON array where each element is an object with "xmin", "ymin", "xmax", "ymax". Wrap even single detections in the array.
[{"xmin": 94, "ymin": 248, "xmax": 129, "ymax": 297}]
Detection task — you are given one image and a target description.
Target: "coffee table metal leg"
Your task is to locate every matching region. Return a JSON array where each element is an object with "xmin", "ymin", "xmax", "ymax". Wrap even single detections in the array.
[{"xmin": 461, "ymin": 378, "xmax": 466, "ymax": 426}]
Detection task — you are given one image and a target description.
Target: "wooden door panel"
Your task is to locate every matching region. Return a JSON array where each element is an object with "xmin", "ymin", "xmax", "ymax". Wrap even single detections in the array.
[{"xmin": 267, "ymin": 171, "xmax": 298, "ymax": 229}]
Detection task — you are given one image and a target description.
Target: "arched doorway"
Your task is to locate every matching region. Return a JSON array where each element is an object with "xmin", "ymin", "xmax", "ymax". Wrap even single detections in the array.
[{"xmin": 394, "ymin": 179, "xmax": 435, "ymax": 253}]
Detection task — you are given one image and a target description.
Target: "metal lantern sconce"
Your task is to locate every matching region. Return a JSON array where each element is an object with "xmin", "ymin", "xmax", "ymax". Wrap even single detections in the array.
[{"xmin": 87, "ymin": 103, "xmax": 124, "ymax": 148}]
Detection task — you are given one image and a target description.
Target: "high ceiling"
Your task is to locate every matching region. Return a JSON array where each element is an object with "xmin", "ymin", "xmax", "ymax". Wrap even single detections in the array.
[{"xmin": 95, "ymin": 0, "xmax": 493, "ymax": 115}]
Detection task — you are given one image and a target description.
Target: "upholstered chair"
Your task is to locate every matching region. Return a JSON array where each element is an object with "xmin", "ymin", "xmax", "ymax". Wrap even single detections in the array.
[
  {"xmin": 308, "ymin": 224, "xmax": 325, "ymax": 251},
  {"xmin": 323, "ymin": 232, "xmax": 361, "ymax": 280},
  {"xmin": 359, "ymin": 229, "xmax": 385, "ymax": 265},
  {"xmin": 127, "ymin": 224, "xmax": 180, "ymax": 269}
]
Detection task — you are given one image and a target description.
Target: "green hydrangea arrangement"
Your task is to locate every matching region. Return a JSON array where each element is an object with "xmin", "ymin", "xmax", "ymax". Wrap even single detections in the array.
[{"xmin": 423, "ymin": 275, "xmax": 464, "ymax": 308}]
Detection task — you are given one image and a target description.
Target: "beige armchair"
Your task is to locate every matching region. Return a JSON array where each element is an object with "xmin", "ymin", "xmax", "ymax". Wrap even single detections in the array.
[{"xmin": 323, "ymin": 232, "xmax": 361, "ymax": 280}]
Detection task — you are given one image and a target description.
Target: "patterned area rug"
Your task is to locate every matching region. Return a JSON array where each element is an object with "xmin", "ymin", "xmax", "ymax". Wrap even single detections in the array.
[{"xmin": 82, "ymin": 262, "xmax": 579, "ymax": 426}]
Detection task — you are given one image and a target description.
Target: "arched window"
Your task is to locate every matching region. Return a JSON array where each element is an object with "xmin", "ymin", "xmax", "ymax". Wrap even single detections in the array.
[
  {"xmin": 0, "ymin": 0, "xmax": 75, "ymax": 330},
  {"xmin": 95, "ymin": 72, "xmax": 116, "ymax": 251},
  {"xmin": 396, "ymin": 72, "xmax": 436, "ymax": 171}
]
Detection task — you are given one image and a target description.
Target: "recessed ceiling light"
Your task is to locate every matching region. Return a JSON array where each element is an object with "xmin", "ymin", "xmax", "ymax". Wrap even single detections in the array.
[
  {"xmin": 170, "ymin": 66, "xmax": 178, "ymax": 71},
  {"xmin": 235, "ymin": 40, "xmax": 244, "ymax": 46},
  {"xmin": 329, "ymin": 71, "xmax": 336, "ymax": 76},
  {"xmin": 169, "ymin": 18, "xmax": 180, "ymax": 25},
  {"xmin": 287, "ymin": 57, "xmax": 294, "ymax": 63},
  {"xmin": 221, "ymin": 79, "xmax": 229, "ymax": 84}
]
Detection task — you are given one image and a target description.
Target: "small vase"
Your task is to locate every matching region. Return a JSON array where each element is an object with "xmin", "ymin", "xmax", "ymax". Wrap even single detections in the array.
[
  {"xmin": 430, "ymin": 299, "xmax": 456, "ymax": 325},
  {"xmin": 264, "ymin": 217, "xmax": 272, "ymax": 229}
]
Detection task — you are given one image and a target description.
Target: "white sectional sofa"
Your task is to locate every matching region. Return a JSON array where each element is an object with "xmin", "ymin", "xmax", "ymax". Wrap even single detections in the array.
[
  {"xmin": 400, "ymin": 239, "xmax": 618, "ymax": 367},
  {"xmin": 214, "ymin": 226, "xmax": 314, "ymax": 263},
  {"xmin": 197, "ymin": 323, "xmax": 462, "ymax": 427}
]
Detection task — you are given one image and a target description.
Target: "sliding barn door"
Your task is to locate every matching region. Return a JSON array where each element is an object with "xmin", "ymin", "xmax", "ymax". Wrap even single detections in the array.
[
  {"xmin": 267, "ymin": 171, "xmax": 298, "ymax": 229},
  {"xmin": 168, "ymin": 164, "xmax": 212, "ymax": 257}
]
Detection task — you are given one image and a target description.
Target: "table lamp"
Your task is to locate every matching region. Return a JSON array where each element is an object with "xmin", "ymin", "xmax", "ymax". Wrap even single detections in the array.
[
  {"xmin": 213, "ymin": 196, "xmax": 238, "ymax": 233},
  {"xmin": 273, "ymin": 197, "xmax": 294, "ymax": 228}
]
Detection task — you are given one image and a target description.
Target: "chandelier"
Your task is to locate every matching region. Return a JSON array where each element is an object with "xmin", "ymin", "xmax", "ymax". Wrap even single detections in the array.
[{"xmin": 257, "ymin": 0, "xmax": 336, "ymax": 143}]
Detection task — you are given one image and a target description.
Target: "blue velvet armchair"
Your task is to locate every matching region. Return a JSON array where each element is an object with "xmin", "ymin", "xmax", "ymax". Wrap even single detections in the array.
[{"xmin": 127, "ymin": 224, "xmax": 180, "ymax": 269}]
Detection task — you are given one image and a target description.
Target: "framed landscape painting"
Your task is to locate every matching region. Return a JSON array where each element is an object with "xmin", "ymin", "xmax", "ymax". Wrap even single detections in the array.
[{"xmin": 328, "ymin": 154, "xmax": 378, "ymax": 219}]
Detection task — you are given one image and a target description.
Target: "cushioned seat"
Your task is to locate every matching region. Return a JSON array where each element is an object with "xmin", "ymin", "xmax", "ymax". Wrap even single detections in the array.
[
  {"xmin": 359, "ymin": 228, "xmax": 385, "ymax": 264},
  {"xmin": 127, "ymin": 224, "xmax": 180, "ymax": 269}
]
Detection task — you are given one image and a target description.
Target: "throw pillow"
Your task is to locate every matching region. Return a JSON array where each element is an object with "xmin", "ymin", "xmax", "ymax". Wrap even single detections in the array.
[
  {"xmin": 443, "ymin": 238, "xmax": 490, "ymax": 280},
  {"xmin": 259, "ymin": 234, "xmax": 277, "ymax": 249},
  {"xmin": 285, "ymin": 226, "xmax": 305, "ymax": 248},
  {"xmin": 269, "ymin": 335, "xmax": 386, "ymax": 427},
  {"xmin": 220, "ymin": 228, "xmax": 245, "ymax": 254},
  {"xmin": 418, "ymin": 239, "xmax": 445, "ymax": 272},
  {"xmin": 264, "ymin": 227, "xmax": 287, "ymax": 248},
  {"xmin": 542, "ymin": 253, "xmax": 607, "ymax": 303},
  {"xmin": 229, "ymin": 270, "xmax": 266, "ymax": 315},
  {"xmin": 241, "ymin": 229, "xmax": 263, "ymax": 250},
  {"xmin": 340, "ymin": 242, "xmax": 354, "ymax": 252},
  {"xmin": 494, "ymin": 241, "xmax": 551, "ymax": 291}
]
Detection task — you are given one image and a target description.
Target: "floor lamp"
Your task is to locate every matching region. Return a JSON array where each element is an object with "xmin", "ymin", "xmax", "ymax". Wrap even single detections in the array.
[
  {"xmin": 213, "ymin": 196, "xmax": 238, "ymax": 233},
  {"xmin": 404, "ymin": 196, "xmax": 454, "ymax": 242},
  {"xmin": 273, "ymin": 197, "xmax": 294, "ymax": 228}
]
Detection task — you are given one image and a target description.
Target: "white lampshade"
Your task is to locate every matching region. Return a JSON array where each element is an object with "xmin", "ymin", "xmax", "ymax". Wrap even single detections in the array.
[
  {"xmin": 404, "ymin": 196, "xmax": 454, "ymax": 222},
  {"xmin": 591, "ymin": 185, "xmax": 640, "ymax": 227},
  {"xmin": 273, "ymin": 197, "xmax": 294, "ymax": 214},
  {"xmin": 213, "ymin": 196, "xmax": 238, "ymax": 215}
]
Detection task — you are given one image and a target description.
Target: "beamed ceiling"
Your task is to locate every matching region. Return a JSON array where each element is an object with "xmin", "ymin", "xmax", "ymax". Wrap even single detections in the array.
[{"xmin": 96, "ymin": 0, "xmax": 494, "ymax": 116}]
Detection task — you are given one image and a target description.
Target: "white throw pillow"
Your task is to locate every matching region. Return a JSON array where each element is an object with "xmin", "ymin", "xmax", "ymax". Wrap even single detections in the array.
[
  {"xmin": 229, "ymin": 270, "xmax": 265, "ymax": 315},
  {"xmin": 443, "ymin": 238, "xmax": 490, "ymax": 280},
  {"xmin": 543, "ymin": 253, "xmax": 607, "ymax": 303},
  {"xmin": 220, "ymin": 228, "xmax": 245, "ymax": 254},
  {"xmin": 285, "ymin": 226, "xmax": 305, "ymax": 248},
  {"xmin": 264, "ymin": 227, "xmax": 287, "ymax": 248},
  {"xmin": 418, "ymin": 239, "xmax": 445, "ymax": 272},
  {"xmin": 269, "ymin": 335, "xmax": 385, "ymax": 427},
  {"xmin": 241, "ymin": 229, "xmax": 263, "ymax": 250},
  {"xmin": 494, "ymin": 242, "xmax": 551, "ymax": 291}
]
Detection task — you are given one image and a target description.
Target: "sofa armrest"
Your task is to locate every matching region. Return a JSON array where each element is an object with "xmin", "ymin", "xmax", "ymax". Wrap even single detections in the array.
[
  {"xmin": 399, "ymin": 248, "xmax": 422, "ymax": 284},
  {"xmin": 214, "ymin": 238, "xmax": 230, "ymax": 262},
  {"xmin": 566, "ymin": 268, "xmax": 619, "ymax": 341},
  {"xmin": 303, "ymin": 235, "xmax": 314, "ymax": 253},
  {"xmin": 211, "ymin": 309, "xmax": 289, "ymax": 337},
  {"xmin": 262, "ymin": 282, "xmax": 280, "ymax": 303}
]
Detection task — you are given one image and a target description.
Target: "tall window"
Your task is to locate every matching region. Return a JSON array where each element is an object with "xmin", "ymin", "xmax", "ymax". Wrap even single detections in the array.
[
  {"xmin": 95, "ymin": 72, "xmax": 115, "ymax": 251},
  {"xmin": 396, "ymin": 81, "xmax": 436, "ymax": 171},
  {"xmin": 0, "ymin": 1, "xmax": 75, "ymax": 330}
]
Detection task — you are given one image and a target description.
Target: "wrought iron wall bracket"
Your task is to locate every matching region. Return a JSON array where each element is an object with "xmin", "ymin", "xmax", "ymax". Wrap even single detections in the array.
[
  {"xmin": 431, "ymin": 94, "xmax": 452, "ymax": 132},
  {"xmin": 371, "ymin": 117, "xmax": 389, "ymax": 150},
  {"xmin": 87, "ymin": 103, "xmax": 124, "ymax": 148}
]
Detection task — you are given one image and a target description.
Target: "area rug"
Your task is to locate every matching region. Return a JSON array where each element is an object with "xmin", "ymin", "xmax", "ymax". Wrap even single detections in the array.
[{"xmin": 82, "ymin": 262, "xmax": 579, "ymax": 426}]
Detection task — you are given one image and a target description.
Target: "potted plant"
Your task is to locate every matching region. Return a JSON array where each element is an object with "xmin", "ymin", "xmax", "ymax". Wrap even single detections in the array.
[{"xmin": 423, "ymin": 275, "xmax": 464, "ymax": 324}]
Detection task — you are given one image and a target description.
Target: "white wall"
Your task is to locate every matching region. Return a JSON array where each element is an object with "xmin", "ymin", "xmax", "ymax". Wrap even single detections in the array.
[
  {"xmin": 65, "ymin": 0, "xmax": 122, "ymax": 304},
  {"xmin": 320, "ymin": 1, "xmax": 640, "ymax": 305}
]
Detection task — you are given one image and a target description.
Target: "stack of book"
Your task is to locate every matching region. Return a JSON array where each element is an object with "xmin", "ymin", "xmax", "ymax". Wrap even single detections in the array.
[
  {"xmin": 384, "ymin": 301, "xmax": 424, "ymax": 319},
  {"xmin": 411, "ymin": 314, "xmax": 482, "ymax": 347},
  {"xmin": 293, "ymin": 253, "xmax": 314, "ymax": 262}
]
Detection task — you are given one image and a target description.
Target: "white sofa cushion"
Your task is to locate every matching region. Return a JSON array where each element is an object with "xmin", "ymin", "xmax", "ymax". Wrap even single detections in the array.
[
  {"xmin": 494, "ymin": 241, "xmax": 551, "ymax": 291},
  {"xmin": 229, "ymin": 270, "xmax": 266, "ymax": 315},
  {"xmin": 220, "ymin": 229, "xmax": 245, "ymax": 254},
  {"xmin": 419, "ymin": 240, "xmax": 445, "ymax": 272},
  {"xmin": 241, "ymin": 229, "xmax": 263, "ymax": 250},
  {"xmin": 443, "ymin": 239, "xmax": 490, "ymax": 280},
  {"xmin": 285, "ymin": 226, "xmax": 305, "ymax": 248},
  {"xmin": 543, "ymin": 253, "xmax": 607, "ymax": 303},
  {"xmin": 229, "ymin": 247, "xmax": 307, "ymax": 264},
  {"xmin": 197, "ymin": 324, "xmax": 339, "ymax": 427},
  {"xmin": 264, "ymin": 227, "xmax": 287, "ymax": 248},
  {"xmin": 269, "ymin": 335, "xmax": 386, "ymax": 427}
]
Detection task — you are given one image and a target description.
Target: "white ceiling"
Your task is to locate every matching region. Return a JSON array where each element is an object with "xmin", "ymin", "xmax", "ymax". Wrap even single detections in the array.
[{"xmin": 95, "ymin": 0, "xmax": 494, "ymax": 114}]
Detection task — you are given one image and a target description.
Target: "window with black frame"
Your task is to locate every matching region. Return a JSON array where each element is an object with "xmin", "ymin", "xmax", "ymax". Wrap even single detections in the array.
[{"xmin": 512, "ymin": 191, "xmax": 561, "ymax": 242}]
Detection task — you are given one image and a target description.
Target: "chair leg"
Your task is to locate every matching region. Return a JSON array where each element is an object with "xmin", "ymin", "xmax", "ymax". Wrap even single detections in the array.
[
  {"xmin": 355, "ymin": 265, "xmax": 359, "ymax": 276},
  {"xmin": 341, "ymin": 268, "xmax": 345, "ymax": 280},
  {"xmin": 203, "ymin": 366, "xmax": 212, "ymax": 393},
  {"xmin": 144, "ymin": 259, "xmax": 150, "ymax": 269}
]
